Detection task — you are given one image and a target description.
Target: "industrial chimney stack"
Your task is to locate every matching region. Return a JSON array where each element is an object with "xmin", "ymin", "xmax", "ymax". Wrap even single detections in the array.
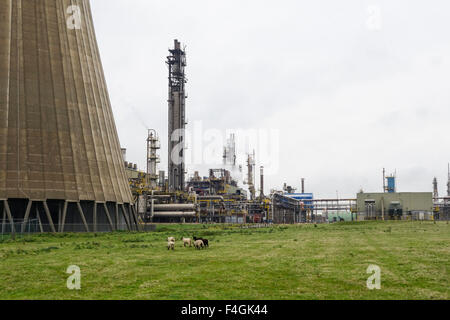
[{"xmin": 260, "ymin": 166, "xmax": 264, "ymax": 199}]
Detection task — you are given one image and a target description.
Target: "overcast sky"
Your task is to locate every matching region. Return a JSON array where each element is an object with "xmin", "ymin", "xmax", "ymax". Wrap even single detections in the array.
[{"xmin": 90, "ymin": 0, "xmax": 450, "ymax": 199}]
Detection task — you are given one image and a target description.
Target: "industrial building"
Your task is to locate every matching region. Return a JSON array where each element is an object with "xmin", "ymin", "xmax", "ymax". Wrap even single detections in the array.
[
  {"xmin": 271, "ymin": 181, "xmax": 315, "ymax": 224},
  {"xmin": 356, "ymin": 170, "xmax": 434, "ymax": 220},
  {"xmin": 357, "ymin": 192, "xmax": 434, "ymax": 220}
]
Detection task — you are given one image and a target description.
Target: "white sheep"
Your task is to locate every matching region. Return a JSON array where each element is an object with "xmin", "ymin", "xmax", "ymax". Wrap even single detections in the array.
[
  {"xmin": 167, "ymin": 236, "xmax": 175, "ymax": 242},
  {"xmin": 182, "ymin": 237, "xmax": 192, "ymax": 247},
  {"xmin": 167, "ymin": 240, "xmax": 175, "ymax": 250},
  {"xmin": 194, "ymin": 239, "xmax": 204, "ymax": 250}
]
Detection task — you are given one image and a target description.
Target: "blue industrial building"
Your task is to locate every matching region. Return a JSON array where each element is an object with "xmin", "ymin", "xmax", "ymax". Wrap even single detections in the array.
[{"xmin": 284, "ymin": 193, "xmax": 314, "ymax": 210}]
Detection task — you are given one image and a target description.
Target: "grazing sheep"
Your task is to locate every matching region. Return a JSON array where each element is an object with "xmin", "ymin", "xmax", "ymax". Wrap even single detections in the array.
[
  {"xmin": 167, "ymin": 240, "xmax": 175, "ymax": 250},
  {"xmin": 194, "ymin": 239, "xmax": 204, "ymax": 250},
  {"xmin": 182, "ymin": 237, "xmax": 192, "ymax": 247},
  {"xmin": 167, "ymin": 237, "xmax": 175, "ymax": 242},
  {"xmin": 193, "ymin": 236, "xmax": 209, "ymax": 248}
]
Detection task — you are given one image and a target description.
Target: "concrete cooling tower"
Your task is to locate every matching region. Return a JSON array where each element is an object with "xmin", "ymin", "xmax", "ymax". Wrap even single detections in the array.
[{"xmin": 0, "ymin": 0, "xmax": 139, "ymax": 233}]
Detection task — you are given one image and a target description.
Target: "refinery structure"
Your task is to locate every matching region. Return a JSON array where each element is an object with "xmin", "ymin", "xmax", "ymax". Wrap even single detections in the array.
[{"xmin": 1, "ymin": 1, "xmax": 449, "ymax": 235}]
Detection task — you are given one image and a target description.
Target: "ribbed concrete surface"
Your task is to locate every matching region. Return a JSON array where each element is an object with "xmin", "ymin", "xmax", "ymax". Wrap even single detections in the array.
[{"xmin": 0, "ymin": 0, "xmax": 132, "ymax": 203}]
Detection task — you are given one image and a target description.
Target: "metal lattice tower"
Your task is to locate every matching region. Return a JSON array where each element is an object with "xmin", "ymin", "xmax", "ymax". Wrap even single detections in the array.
[
  {"xmin": 146, "ymin": 130, "xmax": 160, "ymax": 189},
  {"xmin": 167, "ymin": 40, "xmax": 187, "ymax": 192}
]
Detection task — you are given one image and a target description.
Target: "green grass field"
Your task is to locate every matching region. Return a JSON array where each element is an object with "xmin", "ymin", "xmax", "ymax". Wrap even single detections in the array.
[{"xmin": 0, "ymin": 221, "xmax": 448, "ymax": 300}]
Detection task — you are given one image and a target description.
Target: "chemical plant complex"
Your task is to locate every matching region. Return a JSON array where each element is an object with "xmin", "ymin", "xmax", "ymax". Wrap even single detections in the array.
[{"xmin": 0, "ymin": 1, "xmax": 449, "ymax": 235}]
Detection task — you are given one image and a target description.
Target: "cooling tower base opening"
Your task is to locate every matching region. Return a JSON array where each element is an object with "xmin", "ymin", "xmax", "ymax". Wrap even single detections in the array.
[{"xmin": 0, "ymin": 199, "xmax": 140, "ymax": 234}]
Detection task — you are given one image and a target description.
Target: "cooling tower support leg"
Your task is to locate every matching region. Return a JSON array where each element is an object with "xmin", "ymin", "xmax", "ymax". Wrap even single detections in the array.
[
  {"xmin": 43, "ymin": 201, "xmax": 56, "ymax": 233},
  {"xmin": 21, "ymin": 200, "xmax": 33, "ymax": 233},
  {"xmin": 76, "ymin": 202, "xmax": 89, "ymax": 232},
  {"xmin": 1, "ymin": 206, "xmax": 5, "ymax": 234},
  {"xmin": 93, "ymin": 202, "xmax": 97, "ymax": 232},
  {"xmin": 60, "ymin": 201, "xmax": 68, "ymax": 233},
  {"xmin": 3, "ymin": 200, "xmax": 15, "ymax": 239},
  {"xmin": 58, "ymin": 203, "xmax": 62, "ymax": 232},
  {"xmin": 102, "ymin": 203, "xmax": 114, "ymax": 231},
  {"xmin": 129, "ymin": 205, "xmax": 139, "ymax": 231},
  {"xmin": 131, "ymin": 205, "xmax": 141, "ymax": 231},
  {"xmin": 120, "ymin": 204, "xmax": 131, "ymax": 231},
  {"xmin": 115, "ymin": 203, "xmax": 119, "ymax": 230},
  {"xmin": 36, "ymin": 207, "xmax": 43, "ymax": 233}
]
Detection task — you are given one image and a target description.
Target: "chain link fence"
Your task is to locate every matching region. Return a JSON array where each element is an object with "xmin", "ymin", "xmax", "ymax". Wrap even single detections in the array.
[{"xmin": 1, "ymin": 219, "xmax": 39, "ymax": 241}]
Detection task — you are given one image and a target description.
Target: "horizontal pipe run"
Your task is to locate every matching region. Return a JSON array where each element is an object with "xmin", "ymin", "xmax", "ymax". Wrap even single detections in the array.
[
  {"xmin": 153, "ymin": 204, "xmax": 196, "ymax": 211},
  {"xmin": 198, "ymin": 196, "xmax": 224, "ymax": 201},
  {"xmin": 152, "ymin": 211, "xmax": 197, "ymax": 217}
]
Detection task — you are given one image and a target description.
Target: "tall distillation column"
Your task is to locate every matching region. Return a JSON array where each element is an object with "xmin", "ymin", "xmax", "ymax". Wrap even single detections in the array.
[
  {"xmin": 433, "ymin": 177, "xmax": 439, "ymax": 199},
  {"xmin": 247, "ymin": 151, "xmax": 256, "ymax": 200},
  {"xmin": 167, "ymin": 40, "xmax": 187, "ymax": 192},
  {"xmin": 147, "ymin": 129, "xmax": 160, "ymax": 189}
]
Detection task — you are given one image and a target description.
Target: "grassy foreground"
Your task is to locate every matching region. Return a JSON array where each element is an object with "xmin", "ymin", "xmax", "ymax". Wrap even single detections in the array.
[{"xmin": 0, "ymin": 221, "xmax": 448, "ymax": 300}]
